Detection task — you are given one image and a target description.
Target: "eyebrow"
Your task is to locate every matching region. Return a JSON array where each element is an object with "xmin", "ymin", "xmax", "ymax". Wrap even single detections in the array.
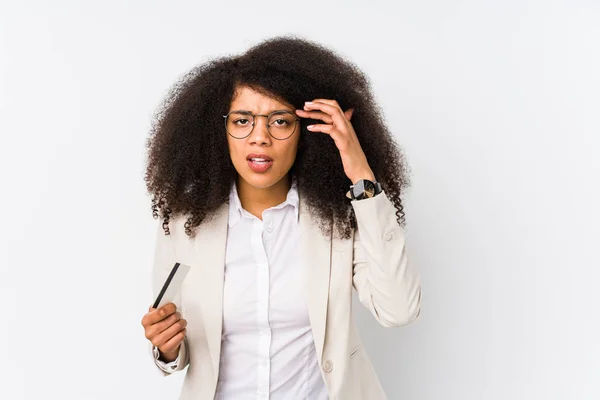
[{"xmin": 229, "ymin": 109, "xmax": 293, "ymax": 114}]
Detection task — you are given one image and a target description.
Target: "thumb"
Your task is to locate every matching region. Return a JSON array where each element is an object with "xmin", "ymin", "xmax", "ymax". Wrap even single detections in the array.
[{"xmin": 344, "ymin": 108, "xmax": 354, "ymax": 121}]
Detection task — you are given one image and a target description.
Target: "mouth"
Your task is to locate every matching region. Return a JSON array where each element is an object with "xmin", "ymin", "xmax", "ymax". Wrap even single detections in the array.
[{"xmin": 246, "ymin": 154, "xmax": 274, "ymax": 173}]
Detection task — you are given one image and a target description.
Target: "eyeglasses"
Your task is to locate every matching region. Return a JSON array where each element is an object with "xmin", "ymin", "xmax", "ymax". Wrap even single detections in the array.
[{"xmin": 223, "ymin": 110, "xmax": 300, "ymax": 140}]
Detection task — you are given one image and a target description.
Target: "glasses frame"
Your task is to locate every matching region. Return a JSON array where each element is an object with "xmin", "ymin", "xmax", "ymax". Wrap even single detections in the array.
[{"xmin": 223, "ymin": 110, "xmax": 301, "ymax": 140}]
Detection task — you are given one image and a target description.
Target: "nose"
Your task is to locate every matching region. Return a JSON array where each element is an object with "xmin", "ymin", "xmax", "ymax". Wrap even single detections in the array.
[{"xmin": 249, "ymin": 115, "xmax": 271, "ymax": 144}]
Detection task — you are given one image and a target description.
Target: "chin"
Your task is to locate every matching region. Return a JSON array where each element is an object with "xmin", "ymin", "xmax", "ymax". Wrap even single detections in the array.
[{"xmin": 238, "ymin": 170, "xmax": 286, "ymax": 190}]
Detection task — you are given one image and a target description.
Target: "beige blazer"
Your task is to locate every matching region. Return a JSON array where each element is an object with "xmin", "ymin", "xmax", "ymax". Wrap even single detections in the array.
[{"xmin": 149, "ymin": 190, "xmax": 422, "ymax": 400}]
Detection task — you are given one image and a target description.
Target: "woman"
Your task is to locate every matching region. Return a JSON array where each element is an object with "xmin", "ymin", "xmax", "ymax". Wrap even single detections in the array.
[{"xmin": 140, "ymin": 35, "xmax": 421, "ymax": 400}]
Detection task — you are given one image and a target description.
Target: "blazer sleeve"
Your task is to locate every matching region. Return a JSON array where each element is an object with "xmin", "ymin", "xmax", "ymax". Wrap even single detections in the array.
[
  {"xmin": 351, "ymin": 190, "xmax": 422, "ymax": 328},
  {"xmin": 149, "ymin": 219, "xmax": 190, "ymax": 375}
]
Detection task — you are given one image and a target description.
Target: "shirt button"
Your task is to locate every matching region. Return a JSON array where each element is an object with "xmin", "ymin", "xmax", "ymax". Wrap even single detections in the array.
[
  {"xmin": 322, "ymin": 359, "xmax": 333, "ymax": 373},
  {"xmin": 385, "ymin": 232, "xmax": 394, "ymax": 241}
]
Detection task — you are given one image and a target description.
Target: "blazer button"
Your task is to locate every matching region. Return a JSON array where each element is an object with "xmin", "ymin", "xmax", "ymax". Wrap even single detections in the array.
[
  {"xmin": 322, "ymin": 360, "xmax": 333, "ymax": 373},
  {"xmin": 385, "ymin": 232, "xmax": 394, "ymax": 241}
]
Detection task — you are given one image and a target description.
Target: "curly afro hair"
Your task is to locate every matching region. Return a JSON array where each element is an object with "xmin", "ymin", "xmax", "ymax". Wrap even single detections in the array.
[{"xmin": 145, "ymin": 35, "xmax": 411, "ymax": 239}]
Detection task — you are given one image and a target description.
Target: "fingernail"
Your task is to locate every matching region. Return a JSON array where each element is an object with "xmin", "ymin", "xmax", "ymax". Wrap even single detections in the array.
[
  {"xmin": 305, "ymin": 101, "xmax": 313, "ymax": 105},
  {"xmin": 307, "ymin": 125, "xmax": 314, "ymax": 129}
]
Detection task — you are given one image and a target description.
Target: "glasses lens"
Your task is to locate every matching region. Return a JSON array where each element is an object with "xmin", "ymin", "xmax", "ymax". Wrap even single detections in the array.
[
  {"xmin": 226, "ymin": 112, "xmax": 254, "ymax": 138},
  {"xmin": 268, "ymin": 111, "xmax": 297, "ymax": 139}
]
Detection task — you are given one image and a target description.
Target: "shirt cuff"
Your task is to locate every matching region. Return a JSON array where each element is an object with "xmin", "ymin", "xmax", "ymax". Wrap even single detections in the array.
[{"xmin": 152, "ymin": 345, "xmax": 179, "ymax": 373}]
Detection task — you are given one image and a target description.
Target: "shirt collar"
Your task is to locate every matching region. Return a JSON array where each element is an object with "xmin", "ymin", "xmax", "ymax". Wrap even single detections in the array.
[{"xmin": 228, "ymin": 178, "xmax": 299, "ymax": 228}]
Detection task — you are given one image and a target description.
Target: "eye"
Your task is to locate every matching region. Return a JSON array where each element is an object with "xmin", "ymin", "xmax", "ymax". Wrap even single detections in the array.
[
  {"xmin": 234, "ymin": 118, "xmax": 250, "ymax": 125},
  {"xmin": 272, "ymin": 119, "xmax": 289, "ymax": 126}
]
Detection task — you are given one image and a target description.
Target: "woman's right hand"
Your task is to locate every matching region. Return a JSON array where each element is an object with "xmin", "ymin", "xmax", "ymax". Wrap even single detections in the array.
[{"xmin": 141, "ymin": 302, "xmax": 187, "ymax": 362}]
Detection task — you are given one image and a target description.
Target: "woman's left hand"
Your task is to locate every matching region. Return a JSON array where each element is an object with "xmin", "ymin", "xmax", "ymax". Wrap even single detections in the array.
[{"xmin": 296, "ymin": 99, "xmax": 375, "ymax": 184}]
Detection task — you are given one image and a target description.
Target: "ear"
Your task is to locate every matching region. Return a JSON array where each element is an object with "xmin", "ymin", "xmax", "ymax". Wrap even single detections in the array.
[{"xmin": 344, "ymin": 108, "xmax": 354, "ymax": 121}]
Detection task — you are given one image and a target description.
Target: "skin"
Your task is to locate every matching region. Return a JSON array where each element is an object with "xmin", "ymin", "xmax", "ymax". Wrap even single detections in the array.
[
  {"xmin": 226, "ymin": 85, "xmax": 302, "ymax": 220},
  {"xmin": 141, "ymin": 303, "xmax": 186, "ymax": 362},
  {"xmin": 142, "ymin": 85, "xmax": 377, "ymax": 362}
]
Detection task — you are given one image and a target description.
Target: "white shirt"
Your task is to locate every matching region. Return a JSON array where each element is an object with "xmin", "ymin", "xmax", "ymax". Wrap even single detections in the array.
[{"xmin": 155, "ymin": 179, "xmax": 328, "ymax": 400}]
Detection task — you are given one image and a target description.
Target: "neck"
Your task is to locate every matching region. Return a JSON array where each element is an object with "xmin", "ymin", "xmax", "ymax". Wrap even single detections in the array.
[{"xmin": 236, "ymin": 175, "xmax": 292, "ymax": 220}]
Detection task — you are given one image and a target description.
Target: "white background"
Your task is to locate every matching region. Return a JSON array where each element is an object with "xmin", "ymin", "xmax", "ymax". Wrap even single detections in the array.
[{"xmin": 1, "ymin": 0, "xmax": 599, "ymax": 399}]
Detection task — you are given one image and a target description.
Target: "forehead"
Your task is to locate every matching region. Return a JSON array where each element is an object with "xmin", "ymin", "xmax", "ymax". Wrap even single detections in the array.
[{"xmin": 229, "ymin": 85, "xmax": 293, "ymax": 112}]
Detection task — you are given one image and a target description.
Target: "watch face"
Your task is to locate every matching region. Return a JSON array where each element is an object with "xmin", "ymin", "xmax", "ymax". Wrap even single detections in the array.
[{"xmin": 353, "ymin": 180, "xmax": 376, "ymax": 199}]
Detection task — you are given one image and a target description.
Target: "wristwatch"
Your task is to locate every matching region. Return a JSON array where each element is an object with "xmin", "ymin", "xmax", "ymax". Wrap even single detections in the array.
[{"xmin": 346, "ymin": 179, "xmax": 383, "ymax": 200}]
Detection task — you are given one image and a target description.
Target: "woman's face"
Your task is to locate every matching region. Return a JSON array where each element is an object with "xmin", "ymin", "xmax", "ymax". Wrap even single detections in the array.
[{"xmin": 226, "ymin": 85, "xmax": 301, "ymax": 191}]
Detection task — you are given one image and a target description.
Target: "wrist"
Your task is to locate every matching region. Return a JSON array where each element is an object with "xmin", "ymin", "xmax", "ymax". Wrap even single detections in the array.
[
  {"xmin": 158, "ymin": 347, "xmax": 179, "ymax": 363},
  {"xmin": 349, "ymin": 171, "xmax": 375, "ymax": 184},
  {"xmin": 346, "ymin": 177, "xmax": 382, "ymax": 200}
]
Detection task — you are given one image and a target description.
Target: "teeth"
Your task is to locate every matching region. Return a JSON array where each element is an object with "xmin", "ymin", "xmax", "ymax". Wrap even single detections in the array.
[{"xmin": 250, "ymin": 158, "xmax": 269, "ymax": 162}]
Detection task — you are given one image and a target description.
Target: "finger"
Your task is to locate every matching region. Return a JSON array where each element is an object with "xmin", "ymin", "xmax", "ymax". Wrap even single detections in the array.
[
  {"xmin": 153, "ymin": 318, "xmax": 188, "ymax": 348},
  {"xmin": 295, "ymin": 109, "xmax": 333, "ymax": 124},
  {"xmin": 310, "ymin": 99, "xmax": 340, "ymax": 108},
  {"xmin": 296, "ymin": 104, "xmax": 354, "ymax": 124},
  {"xmin": 159, "ymin": 303, "xmax": 177, "ymax": 316},
  {"xmin": 304, "ymin": 102, "xmax": 346, "ymax": 126},
  {"xmin": 146, "ymin": 312, "xmax": 182, "ymax": 340},
  {"xmin": 142, "ymin": 303, "xmax": 177, "ymax": 327},
  {"xmin": 142, "ymin": 306, "xmax": 155, "ymax": 325},
  {"xmin": 142, "ymin": 311, "xmax": 159, "ymax": 327},
  {"xmin": 159, "ymin": 328, "xmax": 187, "ymax": 354},
  {"xmin": 306, "ymin": 123, "xmax": 335, "ymax": 135},
  {"xmin": 344, "ymin": 108, "xmax": 354, "ymax": 121},
  {"xmin": 154, "ymin": 318, "xmax": 187, "ymax": 348}
]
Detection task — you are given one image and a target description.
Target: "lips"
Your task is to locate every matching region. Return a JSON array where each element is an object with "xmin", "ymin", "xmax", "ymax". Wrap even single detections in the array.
[
  {"xmin": 246, "ymin": 153, "xmax": 273, "ymax": 162},
  {"xmin": 246, "ymin": 153, "xmax": 274, "ymax": 173}
]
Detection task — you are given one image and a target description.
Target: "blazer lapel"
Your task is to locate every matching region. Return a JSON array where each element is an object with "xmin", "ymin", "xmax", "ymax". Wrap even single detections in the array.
[
  {"xmin": 188, "ymin": 203, "xmax": 229, "ymax": 381},
  {"xmin": 299, "ymin": 192, "xmax": 332, "ymax": 364}
]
